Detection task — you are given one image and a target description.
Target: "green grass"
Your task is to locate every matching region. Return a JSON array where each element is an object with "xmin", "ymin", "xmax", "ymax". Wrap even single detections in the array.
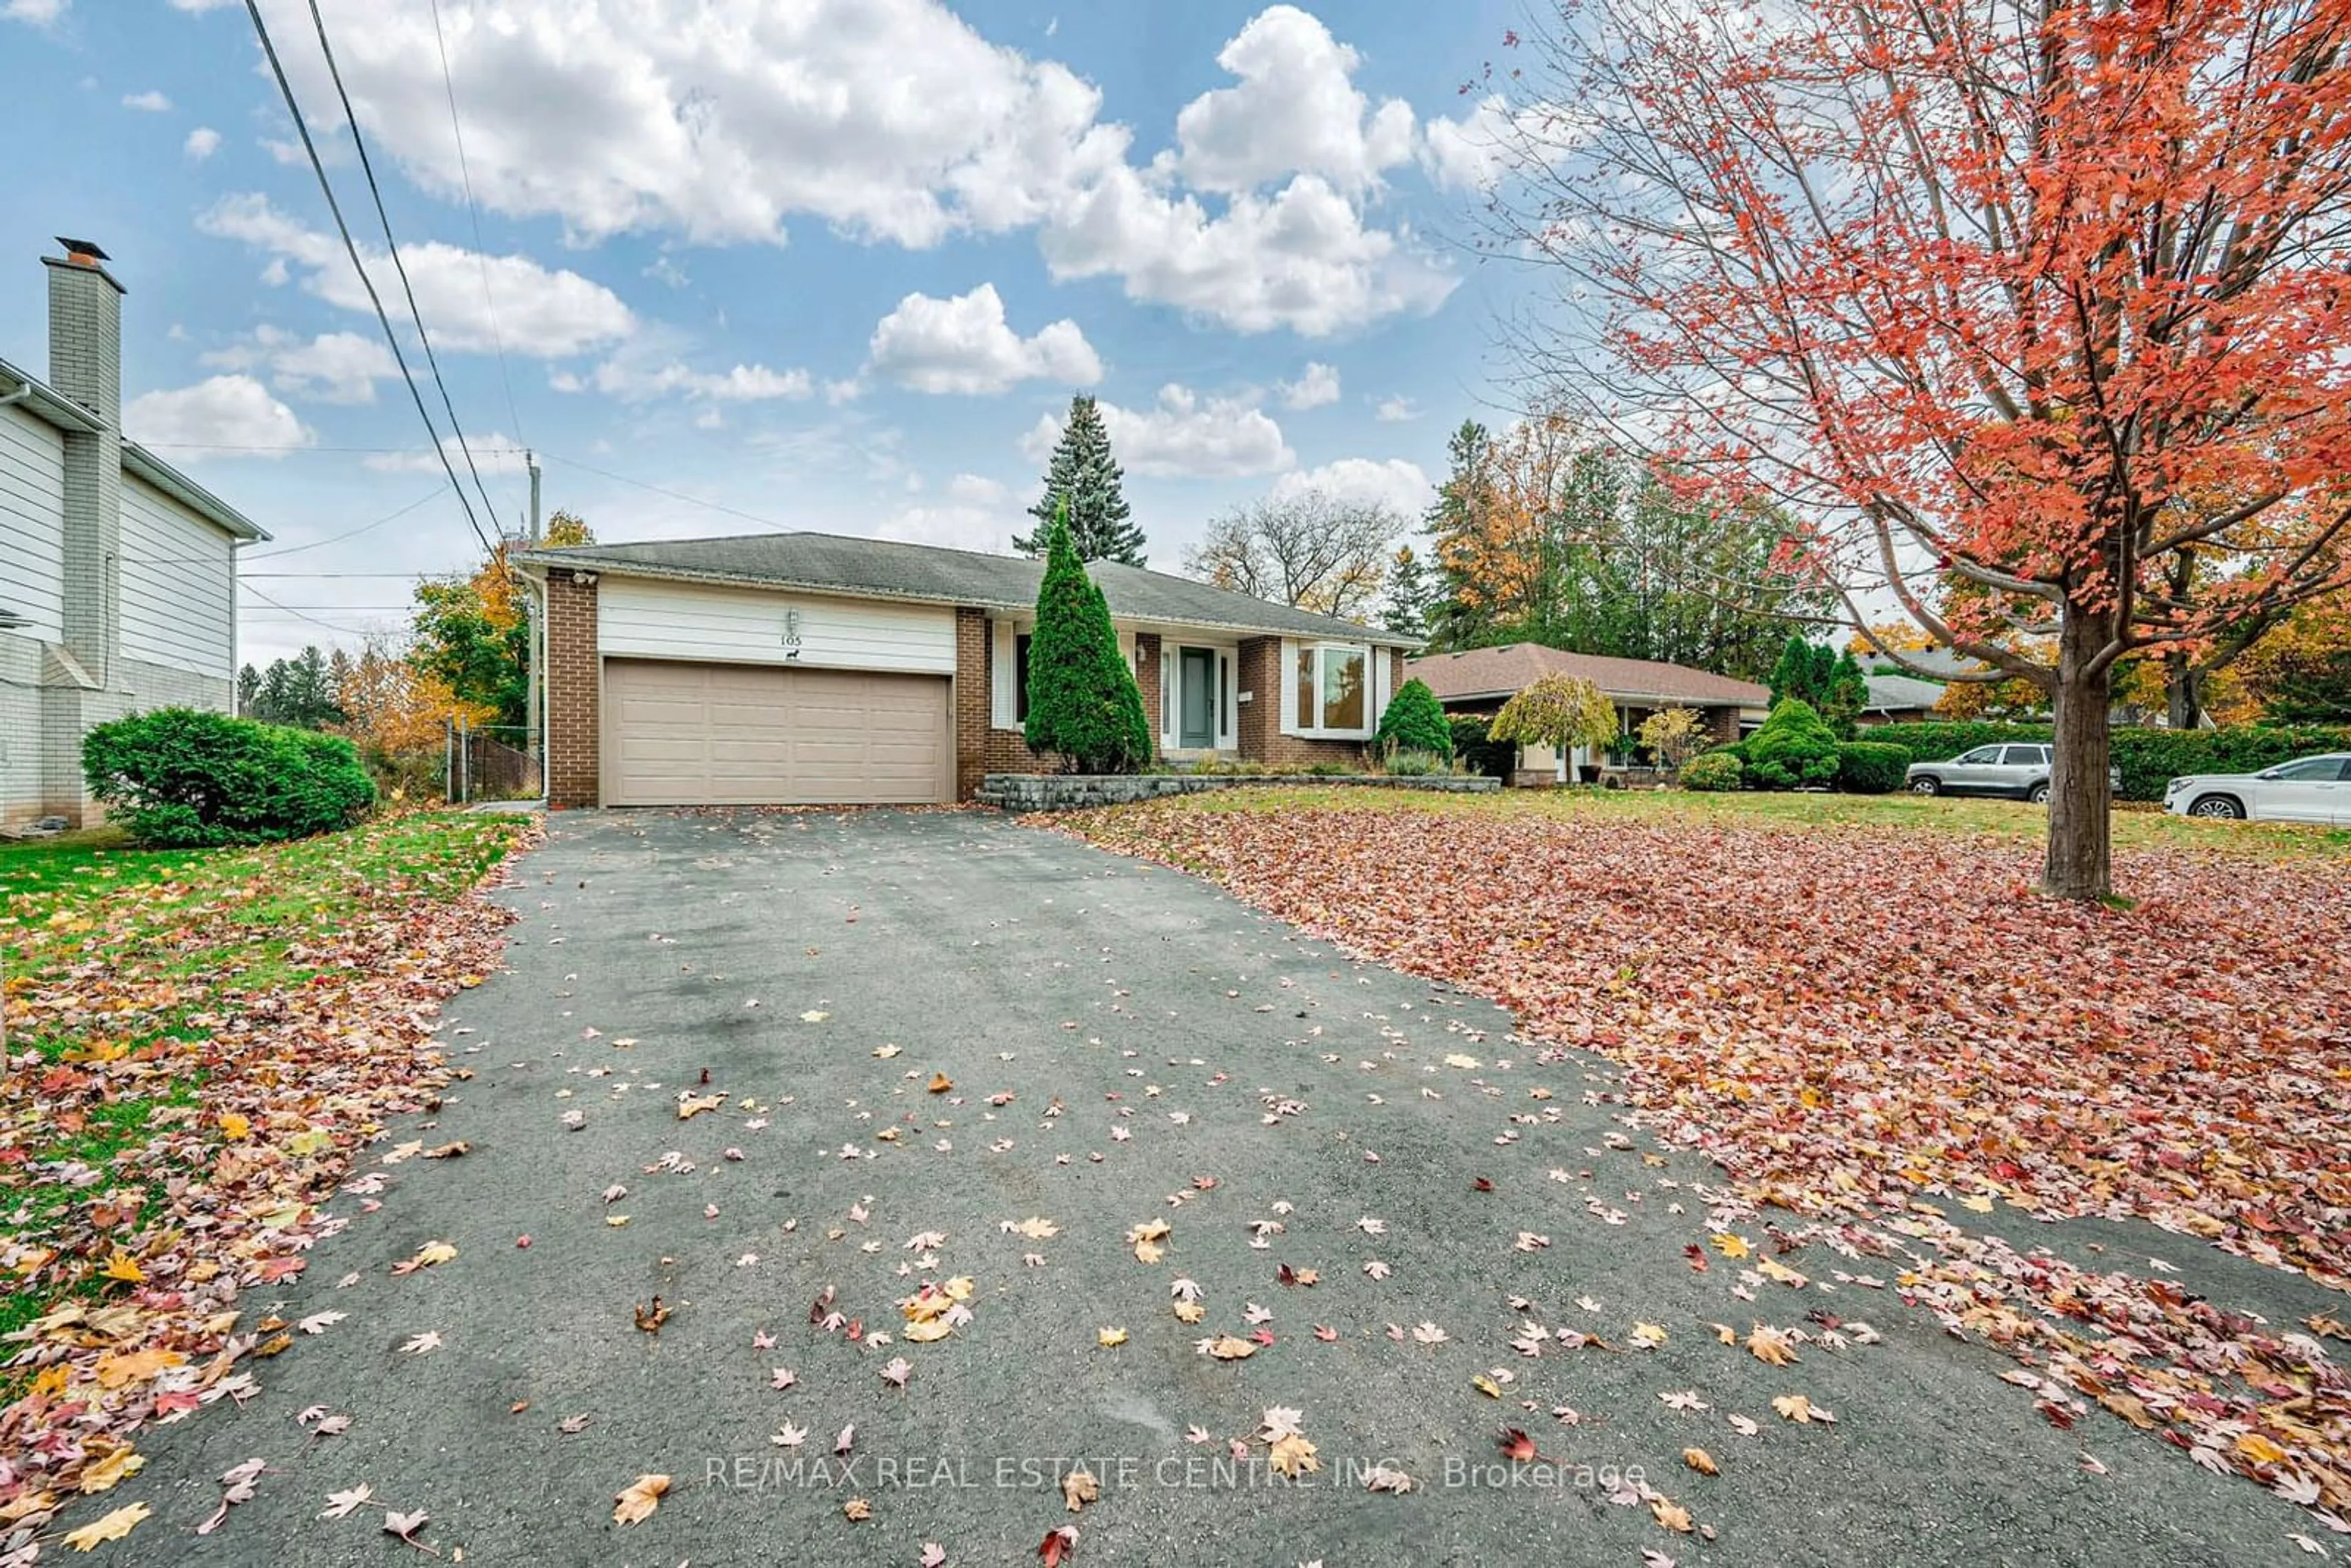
[
  {"xmin": 0, "ymin": 809, "xmax": 529, "ymax": 1361},
  {"xmin": 1131, "ymin": 783, "xmax": 2351, "ymax": 860}
]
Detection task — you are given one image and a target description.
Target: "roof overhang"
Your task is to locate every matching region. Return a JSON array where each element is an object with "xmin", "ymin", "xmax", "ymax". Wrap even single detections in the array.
[
  {"xmin": 122, "ymin": 442, "xmax": 269, "ymax": 542},
  {"xmin": 1, "ymin": 357, "xmax": 268, "ymax": 542},
  {"xmin": 515, "ymin": 550, "xmax": 1420, "ymax": 649},
  {"xmin": 0, "ymin": 356, "xmax": 101, "ymax": 433}
]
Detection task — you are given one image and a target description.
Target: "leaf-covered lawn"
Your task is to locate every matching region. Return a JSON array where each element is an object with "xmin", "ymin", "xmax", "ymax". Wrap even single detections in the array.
[
  {"xmin": 1060, "ymin": 787, "xmax": 2351, "ymax": 1510},
  {"xmin": 0, "ymin": 812, "xmax": 529, "ymax": 1514}
]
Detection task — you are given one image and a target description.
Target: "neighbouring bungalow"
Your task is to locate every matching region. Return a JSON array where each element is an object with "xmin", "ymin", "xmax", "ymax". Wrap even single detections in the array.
[
  {"xmin": 1859, "ymin": 672, "xmax": 1948, "ymax": 725},
  {"xmin": 1408, "ymin": 642, "xmax": 1769, "ymax": 787}
]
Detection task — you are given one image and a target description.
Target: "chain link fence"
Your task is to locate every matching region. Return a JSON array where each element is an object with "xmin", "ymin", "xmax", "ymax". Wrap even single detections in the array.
[{"xmin": 444, "ymin": 721, "xmax": 542, "ymax": 805}]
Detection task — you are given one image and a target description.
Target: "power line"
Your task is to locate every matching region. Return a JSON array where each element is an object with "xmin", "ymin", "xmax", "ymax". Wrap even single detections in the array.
[
  {"xmin": 247, "ymin": 485, "xmax": 446, "ymax": 560},
  {"xmin": 239, "ymin": 0, "xmax": 497, "ymax": 563},
  {"xmin": 239, "ymin": 578, "xmax": 402, "ymax": 636},
  {"xmin": 427, "ymin": 0, "xmax": 523, "ymax": 445},
  {"xmin": 302, "ymin": 0, "xmax": 504, "ymax": 535},
  {"xmin": 535, "ymin": 448, "xmax": 790, "ymax": 532}
]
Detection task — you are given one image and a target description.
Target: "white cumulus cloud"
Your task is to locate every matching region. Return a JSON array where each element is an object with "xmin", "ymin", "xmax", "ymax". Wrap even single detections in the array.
[
  {"xmin": 202, "ymin": 326, "xmax": 397, "ymax": 405},
  {"xmin": 864, "ymin": 283, "xmax": 1100, "ymax": 395},
  {"xmin": 1269, "ymin": 457, "xmax": 1433, "ymax": 520},
  {"xmin": 1173, "ymin": 6, "xmax": 1415, "ymax": 195},
  {"xmin": 124, "ymin": 376, "xmax": 313, "ymax": 453},
  {"xmin": 197, "ymin": 193, "xmax": 634, "ymax": 358},
  {"xmin": 3, "ymin": 0, "xmax": 69, "ymax": 25},
  {"xmin": 220, "ymin": 0, "xmax": 1453, "ymax": 339},
  {"xmin": 1276, "ymin": 361, "xmax": 1340, "ymax": 409},
  {"xmin": 184, "ymin": 126, "xmax": 223, "ymax": 160},
  {"xmin": 1026, "ymin": 384, "xmax": 1292, "ymax": 479},
  {"xmin": 122, "ymin": 89, "xmax": 173, "ymax": 113}
]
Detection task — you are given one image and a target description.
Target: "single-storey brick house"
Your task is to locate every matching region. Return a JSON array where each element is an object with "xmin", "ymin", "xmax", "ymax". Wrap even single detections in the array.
[
  {"xmin": 1408, "ymin": 642, "xmax": 1769, "ymax": 786},
  {"xmin": 514, "ymin": 531, "xmax": 1417, "ymax": 807}
]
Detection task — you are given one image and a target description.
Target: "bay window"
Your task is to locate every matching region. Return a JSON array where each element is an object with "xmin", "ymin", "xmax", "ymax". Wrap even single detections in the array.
[{"xmin": 1291, "ymin": 642, "xmax": 1371, "ymax": 737}]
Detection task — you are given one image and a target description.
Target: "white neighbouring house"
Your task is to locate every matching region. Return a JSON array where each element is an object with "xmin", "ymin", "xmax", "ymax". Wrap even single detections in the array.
[{"xmin": 1, "ymin": 241, "xmax": 269, "ymax": 830}]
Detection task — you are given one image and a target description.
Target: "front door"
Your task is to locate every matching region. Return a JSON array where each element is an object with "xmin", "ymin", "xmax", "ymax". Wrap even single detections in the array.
[{"xmin": 1179, "ymin": 647, "xmax": 1216, "ymax": 748}]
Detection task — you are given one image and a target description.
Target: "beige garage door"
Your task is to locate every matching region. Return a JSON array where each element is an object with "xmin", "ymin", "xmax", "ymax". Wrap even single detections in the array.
[{"xmin": 602, "ymin": 659, "xmax": 952, "ymax": 806}]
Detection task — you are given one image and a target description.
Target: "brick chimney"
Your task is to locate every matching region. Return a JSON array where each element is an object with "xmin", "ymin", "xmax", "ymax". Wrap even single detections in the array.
[{"xmin": 43, "ymin": 238, "xmax": 123, "ymax": 680}]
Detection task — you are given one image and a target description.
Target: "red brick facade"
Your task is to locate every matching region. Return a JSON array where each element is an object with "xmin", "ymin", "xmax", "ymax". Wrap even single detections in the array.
[
  {"xmin": 1233, "ymin": 637, "xmax": 1394, "ymax": 769},
  {"xmin": 549, "ymin": 581, "xmax": 1396, "ymax": 804},
  {"xmin": 545, "ymin": 571, "xmax": 601, "ymax": 808}
]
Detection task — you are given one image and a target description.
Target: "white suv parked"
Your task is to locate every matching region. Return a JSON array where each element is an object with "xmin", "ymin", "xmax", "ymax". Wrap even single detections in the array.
[{"xmin": 1905, "ymin": 743, "xmax": 2121, "ymax": 803}]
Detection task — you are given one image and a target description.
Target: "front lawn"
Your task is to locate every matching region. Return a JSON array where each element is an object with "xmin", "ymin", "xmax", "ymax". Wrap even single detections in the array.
[
  {"xmin": 0, "ymin": 811, "xmax": 530, "ymax": 1509},
  {"xmin": 1062, "ymin": 786, "xmax": 2351, "ymax": 1265},
  {"xmin": 1058, "ymin": 786, "xmax": 2351, "ymax": 1504}
]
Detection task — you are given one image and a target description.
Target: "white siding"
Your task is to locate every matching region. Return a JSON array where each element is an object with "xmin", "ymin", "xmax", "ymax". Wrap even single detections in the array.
[
  {"xmin": 119, "ymin": 476, "xmax": 237, "ymax": 680},
  {"xmin": 598, "ymin": 577, "xmax": 956, "ymax": 675},
  {"xmin": 0, "ymin": 404, "xmax": 66, "ymax": 642}
]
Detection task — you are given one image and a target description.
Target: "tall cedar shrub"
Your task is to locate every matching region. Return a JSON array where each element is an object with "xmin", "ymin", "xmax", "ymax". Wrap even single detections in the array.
[
  {"xmin": 1745, "ymin": 697, "xmax": 1843, "ymax": 789},
  {"xmin": 1022, "ymin": 509, "xmax": 1152, "ymax": 772},
  {"xmin": 82, "ymin": 708, "xmax": 375, "ymax": 848},
  {"xmin": 1374, "ymin": 678, "xmax": 1453, "ymax": 757}
]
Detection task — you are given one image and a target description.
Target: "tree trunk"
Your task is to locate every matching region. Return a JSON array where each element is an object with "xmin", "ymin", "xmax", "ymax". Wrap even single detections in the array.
[
  {"xmin": 2043, "ymin": 604, "xmax": 2115, "ymax": 901},
  {"xmin": 2164, "ymin": 653, "xmax": 2203, "ymax": 731}
]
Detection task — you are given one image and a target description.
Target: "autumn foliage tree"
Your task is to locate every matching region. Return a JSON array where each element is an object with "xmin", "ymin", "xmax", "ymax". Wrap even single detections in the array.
[
  {"xmin": 1489, "ymin": 673, "xmax": 1621, "ymax": 771},
  {"xmin": 1488, "ymin": 0, "xmax": 2351, "ymax": 896}
]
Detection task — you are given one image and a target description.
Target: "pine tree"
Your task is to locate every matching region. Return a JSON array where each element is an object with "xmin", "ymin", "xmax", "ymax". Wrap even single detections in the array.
[
  {"xmin": 1824, "ymin": 650, "xmax": 1869, "ymax": 738},
  {"xmin": 1016, "ymin": 396, "xmax": 1145, "ymax": 566},
  {"xmin": 1024, "ymin": 503, "xmax": 1152, "ymax": 771},
  {"xmin": 1766, "ymin": 635, "xmax": 1816, "ymax": 709},
  {"xmin": 1383, "ymin": 544, "xmax": 1431, "ymax": 638}
]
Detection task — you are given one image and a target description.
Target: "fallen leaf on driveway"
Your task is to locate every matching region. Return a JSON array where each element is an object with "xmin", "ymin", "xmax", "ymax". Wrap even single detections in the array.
[
  {"xmin": 320, "ymin": 1485, "xmax": 373, "ymax": 1519},
  {"xmin": 63, "ymin": 1501, "xmax": 150, "ymax": 1551},
  {"xmin": 613, "ymin": 1474, "xmax": 670, "ymax": 1525},
  {"xmin": 391, "ymin": 1240, "xmax": 457, "ymax": 1276},
  {"xmin": 1063, "ymin": 1467, "xmax": 1100, "ymax": 1512}
]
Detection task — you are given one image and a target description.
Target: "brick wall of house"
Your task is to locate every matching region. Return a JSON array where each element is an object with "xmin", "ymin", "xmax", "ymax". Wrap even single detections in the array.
[
  {"xmin": 1706, "ymin": 705, "xmax": 1741, "ymax": 744},
  {"xmin": 1234, "ymin": 634, "xmax": 1378, "ymax": 768},
  {"xmin": 953, "ymin": 608, "xmax": 991, "ymax": 800},
  {"xmin": 546, "ymin": 572, "xmax": 600, "ymax": 808},
  {"xmin": 1134, "ymin": 632, "xmax": 1161, "ymax": 742}
]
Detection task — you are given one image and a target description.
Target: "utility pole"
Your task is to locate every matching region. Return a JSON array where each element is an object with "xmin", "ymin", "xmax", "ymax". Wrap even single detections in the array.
[{"xmin": 523, "ymin": 450, "xmax": 542, "ymax": 779}]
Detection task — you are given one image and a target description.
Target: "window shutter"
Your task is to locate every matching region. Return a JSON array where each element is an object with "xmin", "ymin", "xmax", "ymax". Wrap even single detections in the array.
[
  {"xmin": 1278, "ymin": 639, "xmax": 1298, "ymax": 734},
  {"xmin": 1160, "ymin": 648, "xmax": 1176, "ymax": 748},
  {"xmin": 991, "ymin": 620, "xmax": 1014, "ymax": 729},
  {"xmin": 1218, "ymin": 653, "xmax": 1235, "ymax": 749}
]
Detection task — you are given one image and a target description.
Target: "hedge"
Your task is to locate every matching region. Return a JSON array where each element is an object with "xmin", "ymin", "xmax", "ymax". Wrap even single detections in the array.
[
  {"xmin": 1446, "ymin": 713, "xmax": 1520, "ymax": 780},
  {"xmin": 1680, "ymin": 751, "xmax": 1744, "ymax": 792},
  {"xmin": 1858, "ymin": 721, "xmax": 2351, "ymax": 801},
  {"xmin": 82, "ymin": 708, "xmax": 376, "ymax": 848},
  {"xmin": 1834, "ymin": 741, "xmax": 1908, "ymax": 795}
]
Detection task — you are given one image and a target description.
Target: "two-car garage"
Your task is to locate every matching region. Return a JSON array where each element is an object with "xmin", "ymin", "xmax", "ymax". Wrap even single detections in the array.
[
  {"xmin": 585, "ymin": 575, "xmax": 959, "ymax": 808},
  {"xmin": 601, "ymin": 659, "xmax": 952, "ymax": 806}
]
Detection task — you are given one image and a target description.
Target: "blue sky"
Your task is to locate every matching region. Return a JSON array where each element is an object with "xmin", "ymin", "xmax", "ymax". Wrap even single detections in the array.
[{"xmin": 1, "ymin": 0, "xmax": 1532, "ymax": 664}]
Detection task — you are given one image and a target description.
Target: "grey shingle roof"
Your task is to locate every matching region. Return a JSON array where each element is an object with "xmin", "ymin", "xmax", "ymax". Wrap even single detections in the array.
[
  {"xmin": 1863, "ymin": 673, "xmax": 1948, "ymax": 713},
  {"xmin": 514, "ymin": 530, "xmax": 1415, "ymax": 645}
]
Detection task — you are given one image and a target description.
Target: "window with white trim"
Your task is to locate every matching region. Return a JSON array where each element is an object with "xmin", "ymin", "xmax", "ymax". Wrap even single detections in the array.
[{"xmin": 1290, "ymin": 642, "xmax": 1371, "ymax": 737}]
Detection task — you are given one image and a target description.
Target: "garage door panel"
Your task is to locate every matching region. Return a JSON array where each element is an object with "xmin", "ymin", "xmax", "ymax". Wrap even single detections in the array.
[{"xmin": 603, "ymin": 658, "xmax": 950, "ymax": 805}]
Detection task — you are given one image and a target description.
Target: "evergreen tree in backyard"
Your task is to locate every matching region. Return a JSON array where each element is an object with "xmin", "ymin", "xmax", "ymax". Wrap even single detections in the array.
[
  {"xmin": 1016, "ymin": 396, "xmax": 1145, "ymax": 565},
  {"xmin": 1767, "ymin": 635, "xmax": 1821, "ymax": 710},
  {"xmin": 1824, "ymin": 650, "xmax": 1870, "ymax": 738},
  {"xmin": 1024, "ymin": 504, "xmax": 1152, "ymax": 772}
]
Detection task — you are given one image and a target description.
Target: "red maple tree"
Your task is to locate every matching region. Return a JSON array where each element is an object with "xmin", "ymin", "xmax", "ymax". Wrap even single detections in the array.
[{"xmin": 1485, "ymin": 0, "xmax": 2351, "ymax": 896}]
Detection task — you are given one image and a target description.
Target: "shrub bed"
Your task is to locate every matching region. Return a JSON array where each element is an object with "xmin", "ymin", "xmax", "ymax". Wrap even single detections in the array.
[
  {"xmin": 1835, "ymin": 741, "xmax": 1910, "ymax": 795},
  {"xmin": 82, "ymin": 708, "xmax": 377, "ymax": 848}
]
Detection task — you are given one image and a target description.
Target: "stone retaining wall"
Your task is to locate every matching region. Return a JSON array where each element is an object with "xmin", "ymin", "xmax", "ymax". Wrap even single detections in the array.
[{"xmin": 977, "ymin": 773, "xmax": 1500, "ymax": 812}]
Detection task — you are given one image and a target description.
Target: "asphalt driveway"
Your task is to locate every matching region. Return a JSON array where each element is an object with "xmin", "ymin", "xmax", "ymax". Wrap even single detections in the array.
[{"xmin": 89, "ymin": 808, "xmax": 2315, "ymax": 1566}]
